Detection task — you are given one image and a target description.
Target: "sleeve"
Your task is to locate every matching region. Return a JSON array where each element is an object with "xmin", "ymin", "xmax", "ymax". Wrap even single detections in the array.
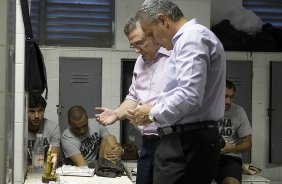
[
  {"xmin": 49, "ymin": 123, "xmax": 61, "ymax": 147},
  {"xmin": 237, "ymin": 107, "xmax": 252, "ymax": 138},
  {"xmin": 125, "ymin": 56, "xmax": 142, "ymax": 102},
  {"xmin": 61, "ymin": 130, "xmax": 82, "ymax": 158},
  {"xmin": 153, "ymin": 29, "xmax": 209, "ymax": 124}
]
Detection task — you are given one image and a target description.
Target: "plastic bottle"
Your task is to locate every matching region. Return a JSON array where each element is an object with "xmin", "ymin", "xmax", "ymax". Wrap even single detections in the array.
[{"xmin": 32, "ymin": 133, "xmax": 45, "ymax": 173}]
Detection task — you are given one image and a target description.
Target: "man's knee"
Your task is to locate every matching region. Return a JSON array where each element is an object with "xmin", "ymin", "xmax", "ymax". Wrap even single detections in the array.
[
  {"xmin": 100, "ymin": 135, "xmax": 122, "ymax": 164},
  {"xmin": 102, "ymin": 135, "xmax": 118, "ymax": 145}
]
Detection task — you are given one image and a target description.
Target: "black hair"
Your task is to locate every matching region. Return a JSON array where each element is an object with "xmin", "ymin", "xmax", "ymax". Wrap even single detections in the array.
[
  {"xmin": 226, "ymin": 79, "xmax": 236, "ymax": 92},
  {"xmin": 28, "ymin": 92, "xmax": 47, "ymax": 109}
]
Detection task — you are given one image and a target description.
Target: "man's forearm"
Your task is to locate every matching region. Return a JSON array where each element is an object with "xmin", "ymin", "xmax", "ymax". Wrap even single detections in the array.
[
  {"xmin": 233, "ymin": 142, "xmax": 252, "ymax": 153},
  {"xmin": 70, "ymin": 154, "xmax": 87, "ymax": 166},
  {"xmin": 114, "ymin": 99, "xmax": 137, "ymax": 120},
  {"xmin": 233, "ymin": 135, "xmax": 252, "ymax": 153}
]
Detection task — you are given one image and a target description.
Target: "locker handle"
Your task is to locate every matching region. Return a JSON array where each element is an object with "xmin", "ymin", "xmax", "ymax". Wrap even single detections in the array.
[{"xmin": 56, "ymin": 105, "xmax": 65, "ymax": 115}]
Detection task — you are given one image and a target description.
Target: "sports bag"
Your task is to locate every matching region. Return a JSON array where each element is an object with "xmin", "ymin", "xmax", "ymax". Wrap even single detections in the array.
[{"xmin": 20, "ymin": 0, "xmax": 48, "ymax": 98}]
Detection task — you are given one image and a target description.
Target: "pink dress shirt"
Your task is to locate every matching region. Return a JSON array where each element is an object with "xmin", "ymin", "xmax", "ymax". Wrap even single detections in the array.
[{"xmin": 125, "ymin": 47, "xmax": 171, "ymax": 135}]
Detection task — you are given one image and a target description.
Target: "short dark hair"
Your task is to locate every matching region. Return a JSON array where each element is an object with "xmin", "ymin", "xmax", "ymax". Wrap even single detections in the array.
[
  {"xmin": 67, "ymin": 105, "xmax": 87, "ymax": 122},
  {"xmin": 28, "ymin": 92, "xmax": 47, "ymax": 109},
  {"xmin": 226, "ymin": 79, "xmax": 236, "ymax": 92},
  {"xmin": 124, "ymin": 15, "xmax": 137, "ymax": 37}
]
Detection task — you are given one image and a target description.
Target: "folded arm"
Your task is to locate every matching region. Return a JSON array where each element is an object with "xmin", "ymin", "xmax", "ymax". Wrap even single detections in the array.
[{"xmin": 220, "ymin": 135, "xmax": 252, "ymax": 154}]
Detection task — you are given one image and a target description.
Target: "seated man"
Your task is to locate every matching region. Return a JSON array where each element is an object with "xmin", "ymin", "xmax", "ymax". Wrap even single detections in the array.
[
  {"xmin": 61, "ymin": 105, "xmax": 122, "ymax": 167},
  {"xmin": 27, "ymin": 92, "xmax": 61, "ymax": 165},
  {"xmin": 214, "ymin": 80, "xmax": 252, "ymax": 184}
]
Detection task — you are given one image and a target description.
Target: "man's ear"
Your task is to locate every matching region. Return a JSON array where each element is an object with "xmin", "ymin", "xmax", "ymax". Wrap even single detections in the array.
[{"xmin": 157, "ymin": 13, "xmax": 169, "ymax": 27}]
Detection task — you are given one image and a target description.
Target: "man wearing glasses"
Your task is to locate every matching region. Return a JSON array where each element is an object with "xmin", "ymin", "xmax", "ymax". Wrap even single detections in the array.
[{"xmin": 95, "ymin": 15, "xmax": 171, "ymax": 184}]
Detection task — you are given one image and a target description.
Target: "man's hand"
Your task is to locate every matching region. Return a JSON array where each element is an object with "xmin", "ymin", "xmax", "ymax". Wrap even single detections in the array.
[
  {"xmin": 220, "ymin": 141, "xmax": 234, "ymax": 154},
  {"xmin": 95, "ymin": 107, "xmax": 118, "ymax": 126},
  {"xmin": 104, "ymin": 144, "xmax": 123, "ymax": 165},
  {"xmin": 221, "ymin": 135, "xmax": 252, "ymax": 154},
  {"xmin": 69, "ymin": 154, "xmax": 87, "ymax": 167},
  {"xmin": 127, "ymin": 104, "xmax": 153, "ymax": 126}
]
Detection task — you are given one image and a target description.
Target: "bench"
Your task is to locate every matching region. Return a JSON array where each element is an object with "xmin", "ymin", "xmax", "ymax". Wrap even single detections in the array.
[{"xmin": 211, "ymin": 174, "xmax": 270, "ymax": 184}]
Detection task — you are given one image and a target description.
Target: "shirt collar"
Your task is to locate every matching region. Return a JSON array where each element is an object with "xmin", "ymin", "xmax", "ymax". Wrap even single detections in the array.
[
  {"xmin": 172, "ymin": 18, "xmax": 199, "ymax": 45},
  {"xmin": 142, "ymin": 47, "xmax": 171, "ymax": 62}
]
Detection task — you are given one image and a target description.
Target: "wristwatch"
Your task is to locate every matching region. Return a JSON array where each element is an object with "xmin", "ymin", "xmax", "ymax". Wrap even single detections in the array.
[{"xmin": 148, "ymin": 109, "xmax": 155, "ymax": 122}]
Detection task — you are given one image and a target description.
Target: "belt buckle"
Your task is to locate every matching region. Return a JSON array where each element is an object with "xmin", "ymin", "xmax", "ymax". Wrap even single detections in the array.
[{"xmin": 158, "ymin": 126, "xmax": 174, "ymax": 137}]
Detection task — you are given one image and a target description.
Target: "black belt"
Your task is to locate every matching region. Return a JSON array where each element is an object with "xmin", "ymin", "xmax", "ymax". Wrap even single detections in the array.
[
  {"xmin": 142, "ymin": 134, "xmax": 160, "ymax": 141},
  {"xmin": 157, "ymin": 121, "xmax": 218, "ymax": 137}
]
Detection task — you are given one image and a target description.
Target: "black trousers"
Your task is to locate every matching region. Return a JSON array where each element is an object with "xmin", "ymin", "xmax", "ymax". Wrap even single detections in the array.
[
  {"xmin": 153, "ymin": 127, "xmax": 220, "ymax": 184},
  {"xmin": 136, "ymin": 135, "xmax": 160, "ymax": 184}
]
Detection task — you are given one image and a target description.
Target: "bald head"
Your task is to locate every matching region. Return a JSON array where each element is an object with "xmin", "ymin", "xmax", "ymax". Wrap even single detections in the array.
[
  {"xmin": 67, "ymin": 106, "xmax": 89, "ymax": 136},
  {"xmin": 68, "ymin": 105, "xmax": 87, "ymax": 122}
]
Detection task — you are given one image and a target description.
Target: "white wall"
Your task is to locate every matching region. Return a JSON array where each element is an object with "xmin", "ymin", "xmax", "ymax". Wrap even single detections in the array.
[
  {"xmin": 14, "ymin": 0, "xmax": 26, "ymax": 184},
  {"xmin": 13, "ymin": 0, "xmax": 282, "ymax": 183},
  {"xmin": 211, "ymin": 0, "xmax": 243, "ymax": 25}
]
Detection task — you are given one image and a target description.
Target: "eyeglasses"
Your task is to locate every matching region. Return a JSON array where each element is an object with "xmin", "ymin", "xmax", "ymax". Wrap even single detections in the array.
[{"xmin": 129, "ymin": 36, "xmax": 147, "ymax": 49}]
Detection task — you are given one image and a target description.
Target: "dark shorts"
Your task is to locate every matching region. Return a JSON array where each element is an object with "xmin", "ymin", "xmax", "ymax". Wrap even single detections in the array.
[{"xmin": 214, "ymin": 155, "xmax": 242, "ymax": 183}]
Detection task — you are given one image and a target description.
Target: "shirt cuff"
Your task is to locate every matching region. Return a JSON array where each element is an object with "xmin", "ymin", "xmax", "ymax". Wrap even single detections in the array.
[{"xmin": 149, "ymin": 108, "xmax": 156, "ymax": 122}]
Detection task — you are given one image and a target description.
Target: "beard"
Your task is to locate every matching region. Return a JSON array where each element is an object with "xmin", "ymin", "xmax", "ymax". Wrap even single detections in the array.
[
  {"xmin": 225, "ymin": 104, "xmax": 231, "ymax": 111},
  {"xmin": 29, "ymin": 120, "xmax": 43, "ymax": 130}
]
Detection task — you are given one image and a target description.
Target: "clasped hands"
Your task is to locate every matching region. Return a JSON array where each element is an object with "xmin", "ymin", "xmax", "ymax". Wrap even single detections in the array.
[
  {"xmin": 95, "ymin": 104, "xmax": 153, "ymax": 126},
  {"xmin": 127, "ymin": 104, "xmax": 153, "ymax": 126}
]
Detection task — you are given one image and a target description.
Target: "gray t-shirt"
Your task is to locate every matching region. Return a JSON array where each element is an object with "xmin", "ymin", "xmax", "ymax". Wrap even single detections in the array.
[
  {"xmin": 61, "ymin": 118, "xmax": 109, "ymax": 165},
  {"xmin": 218, "ymin": 103, "xmax": 252, "ymax": 158},
  {"xmin": 28, "ymin": 118, "xmax": 61, "ymax": 162}
]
